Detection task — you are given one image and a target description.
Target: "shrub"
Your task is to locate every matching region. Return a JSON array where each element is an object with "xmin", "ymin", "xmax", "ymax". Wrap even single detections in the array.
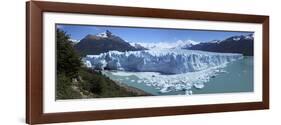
[{"xmin": 56, "ymin": 74, "xmax": 81, "ymax": 99}]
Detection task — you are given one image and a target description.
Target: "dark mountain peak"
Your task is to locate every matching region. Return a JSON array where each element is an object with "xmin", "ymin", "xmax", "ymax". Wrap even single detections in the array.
[
  {"xmin": 188, "ymin": 34, "xmax": 254, "ymax": 56},
  {"xmin": 95, "ymin": 30, "xmax": 114, "ymax": 38},
  {"xmin": 226, "ymin": 34, "xmax": 253, "ymax": 41},
  {"xmin": 74, "ymin": 30, "xmax": 145, "ymax": 56},
  {"xmin": 105, "ymin": 30, "xmax": 112, "ymax": 36},
  {"xmin": 82, "ymin": 30, "xmax": 114, "ymax": 40},
  {"xmin": 81, "ymin": 30, "xmax": 117, "ymax": 41}
]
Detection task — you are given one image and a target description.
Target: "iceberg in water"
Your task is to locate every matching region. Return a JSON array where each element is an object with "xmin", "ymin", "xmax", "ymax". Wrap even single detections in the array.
[
  {"xmin": 107, "ymin": 67, "xmax": 225, "ymax": 95},
  {"xmin": 83, "ymin": 49, "xmax": 243, "ymax": 95},
  {"xmin": 83, "ymin": 49, "xmax": 243, "ymax": 74}
]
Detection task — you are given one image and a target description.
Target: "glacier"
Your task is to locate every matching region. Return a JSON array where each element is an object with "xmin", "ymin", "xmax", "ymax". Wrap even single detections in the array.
[
  {"xmin": 83, "ymin": 49, "xmax": 243, "ymax": 95},
  {"xmin": 83, "ymin": 49, "xmax": 243, "ymax": 74}
]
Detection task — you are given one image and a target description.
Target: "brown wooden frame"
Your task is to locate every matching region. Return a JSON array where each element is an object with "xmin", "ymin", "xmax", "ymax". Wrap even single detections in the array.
[{"xmin": 26, "ymin": 1, "xmax": 269, "ymax": 124}]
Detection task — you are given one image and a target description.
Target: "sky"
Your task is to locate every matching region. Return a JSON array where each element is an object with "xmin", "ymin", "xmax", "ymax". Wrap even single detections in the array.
[{"xmin": 57, "ymin": 24, "xmax": 253, "ymax": 43}]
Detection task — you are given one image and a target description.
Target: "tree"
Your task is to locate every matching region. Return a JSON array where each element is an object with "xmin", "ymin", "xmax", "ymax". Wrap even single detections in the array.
[
  {"xmin": 56, "ymin": 74, "xmax": 81, "ymax": 99},
  {"xmin": 90, "ymin": 77, "xmax": 105, "ymax": 94},
  {"xmin": 56, "ymin": 29, "xmax": 82, "ymax": 99},
  {"xmin": 56, "ymin": 29, "xmax": 81, "ymax": 79}
]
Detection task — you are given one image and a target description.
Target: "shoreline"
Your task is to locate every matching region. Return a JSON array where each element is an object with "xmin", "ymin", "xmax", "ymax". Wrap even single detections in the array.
[{"xmin": 114, "ymin": 81, "xmax": 153, "ymax": 96}]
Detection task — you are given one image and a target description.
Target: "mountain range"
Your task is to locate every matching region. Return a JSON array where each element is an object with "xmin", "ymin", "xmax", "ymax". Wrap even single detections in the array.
[
  {"xmin": 186, "ymin": 34, "xmax": 254, "ymax": 56},
  {"xmin": 74, "ymin": 30, "xmax": 254, "ymax": 56},
  {"xmin": 74, "ymin": 30, "xmax": 144, "ymax": 56},
  {"xmin": 129, "ymin": 40, "xmax": 199, "ymax": 49}
]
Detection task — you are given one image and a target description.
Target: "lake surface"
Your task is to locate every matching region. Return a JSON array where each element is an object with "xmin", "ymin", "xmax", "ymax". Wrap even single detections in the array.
[
  {"xmin": 192, "ymin": 56, "xmax": 253, "ymax": 94},
  {"xmin": 102, "ymin": 56, "xmax": 253, "ymax": 96}
]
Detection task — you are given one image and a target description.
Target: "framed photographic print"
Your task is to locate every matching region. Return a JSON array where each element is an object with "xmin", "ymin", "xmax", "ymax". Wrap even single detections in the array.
[{"xmin": 26, "ymin": 1, "xmax": 269, "ymax": 124}]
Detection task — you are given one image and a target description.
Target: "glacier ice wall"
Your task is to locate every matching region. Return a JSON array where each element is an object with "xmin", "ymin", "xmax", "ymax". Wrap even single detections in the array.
[{"xmin": 83, "ymin": 49, "xmax": 243, "ymax": 74}]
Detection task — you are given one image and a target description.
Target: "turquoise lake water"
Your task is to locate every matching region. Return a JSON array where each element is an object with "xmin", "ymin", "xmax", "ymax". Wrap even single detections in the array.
[
  {"xmin": 103, "ymin": 56, "xmax": 253, "ymax": 96},
  {"xmin": 192, "ymin": 56, "xmax": 253, "ymax": 94}
]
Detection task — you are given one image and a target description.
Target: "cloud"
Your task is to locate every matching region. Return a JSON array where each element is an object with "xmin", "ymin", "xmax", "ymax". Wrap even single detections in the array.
[{"xmin": 69, "ymin": 39, "xmax": 80, "ymax": 43}]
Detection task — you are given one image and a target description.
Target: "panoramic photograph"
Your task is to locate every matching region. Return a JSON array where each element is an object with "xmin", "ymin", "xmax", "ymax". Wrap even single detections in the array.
[{"xmin": 55, "ymin": 24, "xmax": 254, "ymax": 100}]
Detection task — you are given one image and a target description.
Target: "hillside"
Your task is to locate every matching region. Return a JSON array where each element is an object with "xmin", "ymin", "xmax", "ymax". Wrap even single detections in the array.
[
  {"xmin": 74, "ymin": 30, "xmax": 143, "ymax": 56},
  {"xmin": 187, "ymin": 34, "xmax": 254, "ymax": 56}
]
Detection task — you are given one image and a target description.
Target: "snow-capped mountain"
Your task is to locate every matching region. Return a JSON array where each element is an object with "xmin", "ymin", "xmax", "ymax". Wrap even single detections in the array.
[
  {"xmin": 187, "ymin": 34, "xmax": 254, "ymax": 56},
  {"xmin": 130, "ymin": 40, "xmax": 199, "ymax": 50},
  {"xmin": 83, "ymin": 49, "xmax": 243, "ymax": 74},
  {"xmin": 96, "ymin": 30, "xmax": 112, "ymax": 38},
  {"xmin": 207, "ymin": 40, "xmax": 221, "ymax": 44},
  {"xmin": 230, "ymin": 34, "xmax": 253, "ymax": 41},
  {"xmin": 128, "ymin": 43, "xmax": 147, "ymax": 50},
  {"xmin": 74, "ymin": 30, "xmax": 144, "ymax": 56},
  {"xmin": 244, "ymin": 34, "xmax": 254, "ymax": 40}
]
